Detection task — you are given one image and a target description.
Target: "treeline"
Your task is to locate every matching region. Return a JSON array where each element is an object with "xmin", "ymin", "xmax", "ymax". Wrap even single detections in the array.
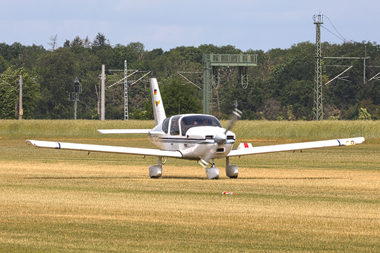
[{"xmin": 1, "ymin": 33, "xmax": 380, "ymax": 120}]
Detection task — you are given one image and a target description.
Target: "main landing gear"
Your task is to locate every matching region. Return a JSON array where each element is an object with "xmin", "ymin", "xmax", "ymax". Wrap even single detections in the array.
[
  {"xmin": 205, "ymin": 157, "xmax": 239, "ymax": 179},
  {"xmin": 225, "ymin": 157, "xmax": 238, "ymax": 178},
  {"xmin": 149, "ymin": 157, "xmax": 162, "ymax": 178},
  {"xmin": 149, "ymin": 157, "xmax": 238, "ymax": 179}
]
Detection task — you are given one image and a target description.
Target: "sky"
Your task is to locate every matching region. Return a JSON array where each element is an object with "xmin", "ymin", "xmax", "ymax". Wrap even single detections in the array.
[{"xmin": 1, "ymin": 0, "xmax": 379, "ymax": 52}]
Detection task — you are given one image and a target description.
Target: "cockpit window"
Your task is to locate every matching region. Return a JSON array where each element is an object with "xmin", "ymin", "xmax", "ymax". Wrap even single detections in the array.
[
  {"xmin": 170, "ymin": 116, "xmax": 181, "ymax": 135},
  {"xmin": 162, "ymin": 117, "xmax": 170, "ymax": 134},
  {"xmin": 180, "ymin": 115, "xmax": 222, "ymax": 136}
]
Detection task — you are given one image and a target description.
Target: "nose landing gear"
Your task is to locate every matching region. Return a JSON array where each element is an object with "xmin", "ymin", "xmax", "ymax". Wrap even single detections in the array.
[
  {"xmin": 205, "ymin": 159, "xmax": 219, "ymax": 179},
  {"xmin": 204, "ymin": 158, "xmax": 238, "ymax": 179}
]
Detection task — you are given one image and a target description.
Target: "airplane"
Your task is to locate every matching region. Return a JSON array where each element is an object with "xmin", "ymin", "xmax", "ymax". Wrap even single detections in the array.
[{"xmin": 26, "ymin": 78, "xmax": 365, "ymax": 179}]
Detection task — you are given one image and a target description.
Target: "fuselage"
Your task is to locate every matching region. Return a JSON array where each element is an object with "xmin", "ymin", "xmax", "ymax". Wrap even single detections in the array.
[{"xmin": 148, "ymin": 114, "xmax": 235, "ymax": 160}]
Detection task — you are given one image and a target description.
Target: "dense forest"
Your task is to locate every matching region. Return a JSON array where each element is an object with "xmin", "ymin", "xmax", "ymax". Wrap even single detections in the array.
[{"xmin": 1, "ymin": 33, "xmax": 380, "ymax": 120}]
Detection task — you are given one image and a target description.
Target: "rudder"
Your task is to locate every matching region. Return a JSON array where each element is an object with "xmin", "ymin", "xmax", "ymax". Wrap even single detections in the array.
[{"xmin": 150, "ymin": 78, "xmax": 166, "ymax": 126}]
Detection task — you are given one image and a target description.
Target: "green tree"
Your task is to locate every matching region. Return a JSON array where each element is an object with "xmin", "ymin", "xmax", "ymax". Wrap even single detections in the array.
[
  {"xmin": 0, "ymin": 67, "xmax": 40, "ymax": 119},
  {"xmin": 160, "ymin": 78, "xmax": 202, "ymax": 117},
  {"xmin": 63, "ymin": 40, "xmax": 71, "ymax": 48},
  {"xmin": 269, "ymin": 55, "xmax": 314, "ymax": 119},
  {"xmin": 0, "ymin": 74, "xmax": 17, "ymax": 119},
  {"xmin": 0, "ymin": 55, "xmax": 8, "ymax": 73},
  {"xmin": 0, "ymin": 42, "xmax": 23, "ymax": 62},
  {"xmin": 36, "ymin": 48, "xmax": 78, "ymax": 119},
  {"xmin": 92, "ymin": 33, "xmax": 109, "ymax": 48},
  {"xmin": 219, "ymin": 77, "xmax": 266, "ymax": 120},
  {"xmin": 1, "ymin": 39, "xmax": 380, "ymax": 120},
  {"xmin": 92, "ymin": 33, "xmax": 113, "ymax": 67},
  {"xmin": 358, "ymin": 108, "xmax": 371, "ymax": 120},
  {"xmin": 71, "ymin": 36, "xmax": 83, "ymax": 47}
]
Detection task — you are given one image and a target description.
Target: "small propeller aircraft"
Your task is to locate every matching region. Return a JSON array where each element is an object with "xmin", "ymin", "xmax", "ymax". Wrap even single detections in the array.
[{"xmin": 26, "ymin": 78, "xmax": 365, "ymax": 179}]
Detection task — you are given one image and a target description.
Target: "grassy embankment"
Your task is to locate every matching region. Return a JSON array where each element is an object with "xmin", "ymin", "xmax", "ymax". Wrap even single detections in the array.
[{"xmin": 0, "ymin": 120, "xmax": 379, "ymax": 252}]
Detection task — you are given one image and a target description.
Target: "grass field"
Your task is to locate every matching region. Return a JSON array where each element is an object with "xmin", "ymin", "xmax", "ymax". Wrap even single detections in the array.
[{"xmin": 1, "ymin": 120, "xmax": 380, "ymax": 252}]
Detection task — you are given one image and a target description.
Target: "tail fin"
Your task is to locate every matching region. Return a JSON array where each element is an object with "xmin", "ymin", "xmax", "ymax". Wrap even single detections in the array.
[{"xmin": 150, "ymin": 78, "xmax": 166, "ymax": 126}]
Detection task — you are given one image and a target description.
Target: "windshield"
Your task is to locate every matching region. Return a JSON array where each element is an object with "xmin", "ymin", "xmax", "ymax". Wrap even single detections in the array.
[
  {"xmin": 180, "ymin": 115, "xmax": 222, "ymax": 136},
  {"xmin": 162, "ymin": 117, "xmax": 170, "ymax": 134},
  {"xmin": 170, "ymin": 116, "xmax": 181, "ymax": 135}
]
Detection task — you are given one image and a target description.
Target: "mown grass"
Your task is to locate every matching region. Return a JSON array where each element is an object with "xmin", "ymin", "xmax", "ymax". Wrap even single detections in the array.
[
  {"xmin": 0, "ymin": 120, "xmax": 155, "ymax": 139},
  {"xmin": 231, "ymin": 120, "xmax": 380, "ymax": 141},
  {"xmin": 1, "ymin": 119, "xmax": 380, "ymax": 141},
  {"xmin": 0, "ymin": 120, "xmax": 380, "ymax": 252}
]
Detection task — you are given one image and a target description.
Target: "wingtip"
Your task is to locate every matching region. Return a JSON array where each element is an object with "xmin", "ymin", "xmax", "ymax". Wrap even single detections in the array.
[
  {"xmin": 352, "ymin": 137, "xmax": 365, "ymax": 144},
  {"xmin": 25, "ymin": 140, "xmax": 33, "ymax": 146}
]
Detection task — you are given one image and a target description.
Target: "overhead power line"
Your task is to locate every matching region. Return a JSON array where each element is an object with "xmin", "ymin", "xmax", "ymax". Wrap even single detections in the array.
[
  {"xmin": 321, "ymin": 25, "xmax": 345, "ymax": 42},
  {"xmin": 322, "ymin": 15, "xmax": 346, "ymax": 42}
]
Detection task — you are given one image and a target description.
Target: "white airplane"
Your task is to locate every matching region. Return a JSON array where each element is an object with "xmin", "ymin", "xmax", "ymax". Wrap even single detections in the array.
[{"xmin": 26, "ymin": 78, "xmax": 365, "ymax": 179}]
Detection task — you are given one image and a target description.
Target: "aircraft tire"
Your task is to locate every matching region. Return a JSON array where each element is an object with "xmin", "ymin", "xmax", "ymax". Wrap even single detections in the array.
[
  {"xmin": 205, "ymin": 167, "xmax": 219, "ymax": 179},
  {"xmin": 226, "ymin": 165, "xmax": 238, "ymax": 178},
  {"xmin": 149, "ymin": 165, "xmax": 162, "ymax": 178}
]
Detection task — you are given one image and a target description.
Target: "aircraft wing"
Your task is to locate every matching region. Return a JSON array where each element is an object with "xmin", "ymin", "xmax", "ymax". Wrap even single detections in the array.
[
  {"xmin": 98, "ymin": 129, "xmax": 151, "ymax": 134},
  {"xmin": 25, "ymin": 140, "xmax": 183, "ymax": 158},
  {"xmin": 227, "ymin": 137, "xmax": 365, "ymax": 157}
]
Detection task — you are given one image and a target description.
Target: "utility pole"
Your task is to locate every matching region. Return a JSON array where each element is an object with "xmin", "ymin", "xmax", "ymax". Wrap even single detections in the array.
[
  {"xmin": 70, "ymin": 77, "xmax": 82, "ymax": 120},
  {"xmin": 101, "ymin": 64, "xmax": 105, "ymax": 120},
  {"xmin": 313, "ymin": 14, "xmax": 323, "ymax": 121},
  {"xmin": 124, "ymin": 60, "xmax": 128, "ymax": 120},
  {"xmin": 105, "ymin": 61, "xmax": 150, "ymax": 120},
  {"xmin": 18, "ymin": 75, "xmax": 23, "ymax": 120},
  {"xmin": 364, "ymin": 46, "xmax": 367, "ymax": 84}
]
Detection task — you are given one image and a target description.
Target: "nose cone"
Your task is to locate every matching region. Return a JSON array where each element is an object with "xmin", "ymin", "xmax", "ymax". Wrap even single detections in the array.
[{"xmin": 214, "ymin": 132, "xmax": 226, "ymax": 145}]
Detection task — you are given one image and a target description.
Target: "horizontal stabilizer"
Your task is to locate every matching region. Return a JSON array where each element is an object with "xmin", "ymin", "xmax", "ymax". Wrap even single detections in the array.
[
  {"xmin": 98, "ymin": 129, "xmax": 151, "ymax": 134},
  {"xmin": 228, "ymin": 137, "xmax": 365, "ymax": 157},
  {"xmin": 26, "ymin": 140, "xmax": 182, "ymax": 158}
]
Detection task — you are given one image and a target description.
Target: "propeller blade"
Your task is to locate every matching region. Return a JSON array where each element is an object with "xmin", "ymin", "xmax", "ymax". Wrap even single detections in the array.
[
  {"xmin": 198, "ymin": 143, "xmax": 218, "ymax": 167},
  {"xmin": 224, "ymin": 108, "xmax": 242, "ymax": 134}
]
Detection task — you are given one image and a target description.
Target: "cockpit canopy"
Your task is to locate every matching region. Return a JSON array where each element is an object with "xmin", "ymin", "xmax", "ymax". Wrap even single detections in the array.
[{"xmin": 162, "ymin": 115, "xmax": 222, "ymax": 136}]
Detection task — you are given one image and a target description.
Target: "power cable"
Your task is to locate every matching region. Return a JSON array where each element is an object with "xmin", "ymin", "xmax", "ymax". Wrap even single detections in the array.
[
  {"xmin": 323, "ymin": 15, "xmax": 346, "ymax": 42},
  {"xmin": 321, "ymin": 25, "xmax": 345, "ymax": 42}
]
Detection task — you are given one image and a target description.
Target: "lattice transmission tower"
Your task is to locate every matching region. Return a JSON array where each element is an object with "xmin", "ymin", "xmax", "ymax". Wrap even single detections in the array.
[{"xmin": 313, "ymin": 14, "xmax": 323, "ymax": 120}]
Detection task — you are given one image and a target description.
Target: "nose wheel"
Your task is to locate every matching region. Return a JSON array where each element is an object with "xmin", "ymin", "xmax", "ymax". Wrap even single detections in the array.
[{"xmin": 205, "ymin": 160, "xmax": 219, "ymax": 179}]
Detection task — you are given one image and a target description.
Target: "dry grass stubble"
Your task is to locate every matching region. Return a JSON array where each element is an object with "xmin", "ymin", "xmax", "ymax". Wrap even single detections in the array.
[
  {"xmin": 1, "ymin": 121, "xmax": 380, "ymax": 252},
  {"xmin": 1, "ymin": 159, "xmax": 380, "ymax": 252}
]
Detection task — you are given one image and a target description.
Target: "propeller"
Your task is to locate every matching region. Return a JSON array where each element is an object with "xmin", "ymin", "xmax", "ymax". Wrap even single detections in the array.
[
  {"xmin": 224, "ymin": 107, "xmax": 242, "ymax": 134},
  {"xmin": 198, "ymin": 108, "xmax": 242, "ymax": 167}
]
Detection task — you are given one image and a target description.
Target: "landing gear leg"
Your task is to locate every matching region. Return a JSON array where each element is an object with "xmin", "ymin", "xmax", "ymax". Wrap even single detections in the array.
[
  {"xmin": 149, "ymin": 157, "xmax": 162, "ymax": 178},
  {"xmin": 225, "ymin": 157, "xmax": 238, "ymax": 178},
  {"xmin": 205, "ymin": 159, "xmax": 219, "ymax": 179}
]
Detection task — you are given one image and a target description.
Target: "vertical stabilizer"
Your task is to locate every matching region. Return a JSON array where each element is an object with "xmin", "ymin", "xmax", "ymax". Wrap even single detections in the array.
[{"xmin": 150, "ymin": 78, "xmax": 166, "ymax": 125}]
